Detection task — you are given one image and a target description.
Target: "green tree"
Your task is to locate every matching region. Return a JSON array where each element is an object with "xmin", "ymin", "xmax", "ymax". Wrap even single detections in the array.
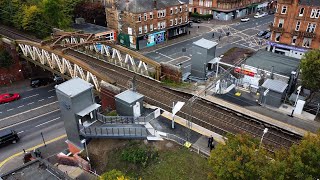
[
  {"xmin": 300, "ymin": 49, "xmax": 320, "ymax": 101},
  {"xmin": 208, "ymin": 133, "xmax": 270, "ymax": 180},
  {"xmin": 0, "ymin": 47, "xmax": 13, "ymax": 69},
  {"xmin": 100, "ymin": 169, "xmax": 129, "ymax": 180},
  {"xmin": 41, "ymin": 0, "xmax": 71, "ymax": 28}
]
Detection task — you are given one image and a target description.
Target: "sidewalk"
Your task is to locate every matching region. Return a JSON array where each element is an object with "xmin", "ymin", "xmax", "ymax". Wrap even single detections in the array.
[{"xmin": 0, "ymin": 79, "xmax": 32, "ymax": 94}]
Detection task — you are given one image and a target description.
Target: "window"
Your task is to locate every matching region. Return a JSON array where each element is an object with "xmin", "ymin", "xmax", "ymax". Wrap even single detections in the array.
[
  {"xmin": 144, "ymin": 13, "xmax": 147, "ymax": 21},
  {"xmin": 138, "ymin": 15, "xmax": 141, "ymax": 22},
  {"xmin": 175, "ymin": 7, "xmax": 178, "ymax": 14},
  {"xmin": 275, "ymin": 33, "xmax": 281, "ymax": 42},
  {"xmin": 276, "ymin": 5, "xmax": 279, "ymax": 13},
  {"xmin": 185, "ymin": 5, "xmax": 188, "ymax": 11},
  {"xmin": 185, "ymin": 15, "xmax": 188, "ymax": 22},
  {"xmin": 281, "ymin": 6, "xmax": 287, "ymax": 14},
  {"xmin": 291, "ymin": 36, "xmax": 297, "ymax": 45},
  {"xmin": 138, "ymin": 26, "xmax": 142, "ymax": 34},
  {"xmin": 199, "ymin": 0, "xmax": 203, "ymax": 6},
  {"xmin": 310, "ymin": 9, "xmax": 317, "ymax": 18},
  {"xmin": 161, "ymin": 21, "xmax": 166, "ymax": 29},
  {"xmin": 295, "ymin": 21, "xmax": 301, "ymax": 31},
  {"xmin": 158, "ymin": 10, "xmax": 166, "ymax": 18},
  {"xmin": 180, "ymin": 17, "xmax": 182, "ymax": 24},
  {"xmin": 306, "ymin": 23, "xmax": 316, "ymax": 33},
  {"xmin": 180, "ymin": 6, "xmax": 182, "ymax": 13},
  {"xmin": 150, "ymin": 12, "xmax": 153, "ymax": 19},
  {"xmin": 150, "ymin": 24, "xmax": 153, "ymax": 31},
  {"xmin": 302, "ymin": 38, "xmax": 312, "ymax": 48},
  {"xmin": 175, "ymin": 18, "xmax": 178, "ymax": 25},
  {"xmin": 170, "ymin": 8, "xmax": 173, "ymax": 15},
  {"xmin": 278, "ymin": 19, "xmax": 284, "ymax": 28},
  {"xmin": 170, "ymin": 19, "xmax": 173, "ymax": 26},
  {"xmin": 157, "ymin": 22, "xmax": 160, "ymax": 29},
  {"xmin": 158, "ymin": 11, "xmax": 160, "ymax": 18},
  {"xmin": 299, "ymin": 8, "xmax": 304, "ymax": 16},
  {"xmin": 144, "ymin": 25, "xmax": 148, "ymax": 33},
  {"xmin": 316, "ymin": 9, "xmax": 320, "ymax": 18}
]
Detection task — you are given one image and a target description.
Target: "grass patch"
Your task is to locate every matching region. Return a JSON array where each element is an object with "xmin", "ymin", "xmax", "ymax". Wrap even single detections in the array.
[
  {"xmin": 161, "ymin": 79, "xmax": 191, "ymax": 88},
  {"xmin": 102, "ymin": 110, "xmax": 117, "ymax": 116}
]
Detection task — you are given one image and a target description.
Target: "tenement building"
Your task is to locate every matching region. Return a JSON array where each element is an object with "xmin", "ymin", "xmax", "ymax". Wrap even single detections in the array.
[
  {"xmin": 106, "ymin": 0, "xmax": 189, "ymax": 50},
  {"xmin": 268, "ymin": 0, "xmax": 320, "ymax": 59},
  {"xmin": 188, "ymin": 0, "xmax": 274, "ymax": 20}
]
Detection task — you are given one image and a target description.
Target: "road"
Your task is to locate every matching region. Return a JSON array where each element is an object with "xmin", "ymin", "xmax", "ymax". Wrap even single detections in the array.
[
  {"xmin": 0, "ymin": 84, "xmax": 65, "ymax": 165},
  {"xmin": 144, "ymin": 15, "xmax": 274, "ymax": 74}
]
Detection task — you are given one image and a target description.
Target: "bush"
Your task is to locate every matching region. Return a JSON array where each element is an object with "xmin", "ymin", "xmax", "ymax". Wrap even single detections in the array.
[
  {"xmin": 120, "ymin": 142, "xmax": 158, "ymax": 168},
  {"xmin": 191, "ymin": 12, "xmax": 213, "ymax": 20},
  {"xmin": 0, "ymin": 48, "xmax": 13, "ymax": 69},
  {"xmin": 100, "ymin": 169, "xmax": 128, "ymax": 180}
]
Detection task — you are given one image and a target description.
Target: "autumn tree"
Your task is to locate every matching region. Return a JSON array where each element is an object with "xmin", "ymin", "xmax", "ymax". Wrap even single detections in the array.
[
  {"xmin": 300, "ymin": 49, "xmax": 320, "ymax": 102},
  {"xmin": 74, "ymin": 1, "xmax": 106, "ymax": 26}
]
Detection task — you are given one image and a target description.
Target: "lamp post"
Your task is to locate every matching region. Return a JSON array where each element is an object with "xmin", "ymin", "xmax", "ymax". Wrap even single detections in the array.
[{"xmin": 259, "ymin": 128, "xmax": 268, "ymax": 149}]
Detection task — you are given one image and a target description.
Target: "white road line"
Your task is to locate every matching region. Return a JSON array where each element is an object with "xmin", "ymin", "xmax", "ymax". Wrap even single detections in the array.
[
  {"xmin": 156, "ymin": 52, "xmax": 174, "ymax": 60},
  {"xmin": 17, "ymin": 105, "xmax": 24, "ymax": 108},
  {"xmin": 17, "ymin": 131, "xmax": 24, "ymax": 134},
  {"xmin": 48, "ymin": 89, "xmax": 55, "ymax": 92},
  {"xmin": 38, "ymin": 99, "xmax": 45, "ymax": 102},
  {"xmin": 48, "ymin": 96, "xmax": 55, "ymax": 99},
  {"xmin": 22, "ymin": 94, "xmax": 39, "ymax": 100},
  {"xmin": 7, "ymin": 108, "xmax": 14, "ymax": 112},
  {"xmin": 35, "ymin": 117, "xmax": 61, "ymax": 127},
  {"xmin": 27, "ymin": 102, "xmax": 34, "ymax": 105},
  {"xmin": 0, "ymin": 109, "xmax": 60, "ymax": 131},
  {"xmin": 26, "ymin": 89, "xmax": 33, "ymax": 92},
  {"xmin": 184, "ymin": 64, "xmax": 191, "ymax": 68},
  {"xmin": 0, "ymin": 101, "xmax": 58, "ymax": 122}
]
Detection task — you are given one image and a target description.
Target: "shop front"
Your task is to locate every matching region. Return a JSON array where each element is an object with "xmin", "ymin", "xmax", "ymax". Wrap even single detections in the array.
[
  {"xmin": 137, "ymin": 31, "xmax": 166, "ymax": 50},
  {"xmin": 167, "ymin": 25, "xmax": 188, "ymax": 40}
]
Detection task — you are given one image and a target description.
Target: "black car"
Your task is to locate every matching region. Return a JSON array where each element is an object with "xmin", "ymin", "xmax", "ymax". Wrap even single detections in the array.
[
  {"xmin": 192, "ymin": 19, "xmax": 202, "ymax": 23},
  {"xmin": 257, "ymin": 30, "xmax": 269, "ymax": 37},
  {"xmin": 0, "ymin": 129, "xmax": 19, "ymax": 146},
  {"xmin": 30, "ymin": 77, "xmax": 54, "ymax": 88},
  {"xmin": 264, "ymin": 32, "xmax": 271, "ymax": 39}
]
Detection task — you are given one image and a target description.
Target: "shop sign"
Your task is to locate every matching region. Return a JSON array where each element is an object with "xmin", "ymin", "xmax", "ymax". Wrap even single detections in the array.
[
  {"xmin": 147, "ymin": 31, "xmax": 166, "ymax": 47},
  {"xmin": 234, "ymin": 67, "xmax": 255, "ymax": 77},
  {"xmin": 267, "ymin": 41, "xmax": 308, "ymax": 52}
]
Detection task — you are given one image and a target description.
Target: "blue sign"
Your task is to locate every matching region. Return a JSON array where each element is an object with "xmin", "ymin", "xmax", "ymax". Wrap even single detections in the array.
[
  {"xmin": 267, "ymin": 41, "xmax": 308, "ymax": 52},
  {"xmin": 147, "ymin": 31, "xmax": 166, "ymax": 47},
  {"xmin": 95, "ymin": 43, "xmax": 102, "ymax": 51}
]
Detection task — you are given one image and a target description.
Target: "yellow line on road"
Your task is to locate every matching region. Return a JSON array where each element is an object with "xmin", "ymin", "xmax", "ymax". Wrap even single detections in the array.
[{"xmin": 0, "ymin": 134, "xmax": 67, "ymax": 168}]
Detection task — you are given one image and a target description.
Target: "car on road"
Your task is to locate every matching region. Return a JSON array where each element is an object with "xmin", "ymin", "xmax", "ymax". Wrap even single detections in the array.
[
  {"xmin": 192, "ymin": 19, "xmax": 202, "ymax": 23},
  {"xmin": 240, "ymin": 17, "xmax": 250, "ymax": 22},
  {"xmin": 30, "ymin": 77, "xmax": 54, "ymax": 88},
  {"xmin": 254, "ymin": 12, "xmax": 268, "ymax": 18},
  {"xmin": 53, "ymin": 75, "xmax": 64, "ymax": 84},
  {"xmin": 263, "ymin": 32, "xmax": 271, "ymax": 39},
  {"xmin": 0, "ymin": 93, "xmax": 20, "ymax": 104},
  {"xmin": 0, "ymin": 129, "xmax": 19, "ymax": 146},
  {"xmin": 257, "ymin": 30, "xmax": 269, "ymax": 37}
]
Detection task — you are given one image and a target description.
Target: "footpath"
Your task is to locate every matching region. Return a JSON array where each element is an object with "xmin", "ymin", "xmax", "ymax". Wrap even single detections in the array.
[{"xmin": 0, "ymin": 79, "xmax": 32, "ymax": 94}]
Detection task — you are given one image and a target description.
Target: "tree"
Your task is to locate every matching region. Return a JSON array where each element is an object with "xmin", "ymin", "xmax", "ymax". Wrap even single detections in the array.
[
  {"xmin": 41, "ymin": 0, "xmax": 71, "ymax": 29},
  {"xmin": 100, "ymin": 169, "xmax": 130, "ymax": 180},
  {"xmin": 300, "ymin": 49, "xmax": 320, "ymax": 101},
  {"xmin": 74, "ymin": 2, "xmax": 106, "ymax": 26},
  {"xmin": 0, "ymin": 47, "xmax": 13, "ymax": 69},
  {"xmin": 208, "ymin": 133, "xmax": 271, "ymax": 180}
]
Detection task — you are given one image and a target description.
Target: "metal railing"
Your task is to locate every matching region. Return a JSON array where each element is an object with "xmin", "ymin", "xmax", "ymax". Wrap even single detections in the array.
[
  {"xmin": 80, "ymin": 126, "xmax": 157, "ymax": 138},
  {"xmin": 96, "ymin": 111, "xmax": 156, "ymax": 125}
]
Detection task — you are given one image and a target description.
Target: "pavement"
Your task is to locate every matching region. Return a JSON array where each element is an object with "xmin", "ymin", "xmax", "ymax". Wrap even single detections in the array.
[{"xmin": 0, "ymin": 79, "xmax": 32, "ymax": 94}]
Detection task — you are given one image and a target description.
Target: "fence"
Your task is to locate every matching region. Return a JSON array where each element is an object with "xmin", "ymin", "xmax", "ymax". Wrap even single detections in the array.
[
  {"xmin": 96, "ymin": 110, "xmax": 157, "ymax": 125},
  {"xmin": 80, "ymin": 126, "xmax": 157, "ymax": 138}
]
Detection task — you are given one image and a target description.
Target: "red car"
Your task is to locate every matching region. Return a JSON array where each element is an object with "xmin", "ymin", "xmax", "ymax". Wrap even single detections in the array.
[{"xmin": 0, "ymin": 93, "xmax": 20, "ymax": 103}]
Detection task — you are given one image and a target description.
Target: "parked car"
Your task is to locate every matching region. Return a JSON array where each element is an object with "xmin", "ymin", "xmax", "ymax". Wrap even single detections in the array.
[
  {"xmin": 257, "ymin": 30, "xmax": 269, "ymax": 37},
  {"xmin": 240, "ymin": 17, "xmax": 250, "ymax": 22},
  {"xmin": 254, "ymin": 12, "xmax": 268, "ymax": 18},
  {"xmin": 30, "ymin": 77, "xmax": 54, "ymax": 88},
  {"xmin": 0, "ymin": 129, "xmax": 19, "ymax": 146},
  {"xmin": 53, "ymin": 75, "xmax": 64, "ymax": 84},
  {"xmin": 0, "ymin": 93, "xmax": 20, "ymax": 104},
  {"xmin": 192, "ymin": 19, "xmax": 202, "ymax": 23},
  {"xmin": 264, "ymin": 32, "xmax": 271, "ymax": 39}
]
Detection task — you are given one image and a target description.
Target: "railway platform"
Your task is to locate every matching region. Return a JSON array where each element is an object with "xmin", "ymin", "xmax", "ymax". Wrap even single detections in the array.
[{"xmin": 167, "ymin": 87, "xmax": 319, "ymax": 137}]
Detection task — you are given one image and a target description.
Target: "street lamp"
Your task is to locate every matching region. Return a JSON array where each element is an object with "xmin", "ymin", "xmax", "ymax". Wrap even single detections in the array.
[
  {"xmin": 81, "ymin": 139, "xmax": 91, "ymax": 170},
  {"xmin": 259, "ymin": 128, "xmax": 268, "ymax": 149}
]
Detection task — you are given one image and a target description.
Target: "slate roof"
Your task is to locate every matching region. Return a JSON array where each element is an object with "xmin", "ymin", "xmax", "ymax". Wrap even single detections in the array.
[
  {"xmin": 115, "ymin": 90, "xmax": 144, "ymax": 104},
  {"xmin": 299, "ymin": 0, "xmax": 320, "ymax": 6},
  {"xmin": 116, "ymin": 0, "xmax": 186, "ymax": 13},
  {"xmin": 262, "ymin": 79, "xmax": 288, "ymax": 93},
  {"xmin": 244, "ymin": 50, "xmax": 300, "ymax": 77},
  {"xmin": 193, "ymin": 38, "xmax": 218, "ymax": 49},
  {"xmin": 56, "ymin": 77, "xmax": 93, "ymax": 98}
]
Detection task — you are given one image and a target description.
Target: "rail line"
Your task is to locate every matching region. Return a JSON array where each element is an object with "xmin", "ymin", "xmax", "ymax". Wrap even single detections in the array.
[
  {"xmin": 0, "ymin": 25, "xmax": 40, "ymax": 42},
  {"xmin": 65, "ymin": 48, "xmax": 302, "ymax": 150}
]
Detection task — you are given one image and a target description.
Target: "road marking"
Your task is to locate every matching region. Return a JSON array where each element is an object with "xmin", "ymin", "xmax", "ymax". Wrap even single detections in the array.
[
  {"xmin": 48, "ymin": 89, "xmax": 55, "ymax": 92},
  {"xmin": 7, "ymin": 108, "xmax": 14, "ymax": 112},
  {"xmin": 35, "ymin": 117, "xmax": 60, "ymax": 127},
  {"xmin": 0, "ymin": 101, "xmax": 58, "ymax": 122},
  {"xmin": 27, "ymin": 102, "xmax": 34, "ymax": 105},
  {"xmin": 48, "ymin": 96, "xmax": 55, "ymax": 99},
  {"xmin": 0, "ymin": 109, "xmax": 60, "ymax": 131},
  {"xmin": 22, "ymin": 94, "xmax": 39, "ymax": 100},
  {"xmin": 17, "ymin": 131, "xmax": 24, "ymax": 134},
  {"xmin": 0, "ymin": 134, "xmax": 67, "ymax": 168},
  {"xmin": 26, "ymin": 89, "xmax": 33, "ymax": 92},
  {"xmin": 17, "ymin": 105, "xmax": 24, "ymax": 108},
  {"xmin": 38, "ymin": 99, "xmax": 45, "ymax": 102},
  {"xmin": 156, "ymin": 51, "xmax": 174, "ymax": 60}
]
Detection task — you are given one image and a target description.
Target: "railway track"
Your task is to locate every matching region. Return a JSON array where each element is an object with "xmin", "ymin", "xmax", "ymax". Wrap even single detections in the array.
[
  {"xmin": 0, "ymin": 27, "xmax": 303, "ymax": 150},
  {"xmin": 0, "ymin": 25, "xmax": 40, "ymax": 42},
  {"xmin": 64, "ymin": 48, "xmax": 302, "ymax": 150}
]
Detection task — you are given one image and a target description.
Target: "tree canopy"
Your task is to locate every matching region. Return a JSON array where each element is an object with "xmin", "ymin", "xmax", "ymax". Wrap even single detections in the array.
[
  {"xmin": 208, "ymin": 133, "xmax": 320, "ymax": 180},
  {"xmin": 300, "ymin": 49, "xmax": 320, "ymax": 93}
]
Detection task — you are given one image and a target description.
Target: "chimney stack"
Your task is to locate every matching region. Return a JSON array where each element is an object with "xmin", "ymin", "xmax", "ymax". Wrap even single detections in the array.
[
  {"xmin": 153, "ymin": 0, "xmax": 157, "ymax": 9},
  {"xmin": 125, "ymin": 0, "xmax": 129, "ymax": 11}
]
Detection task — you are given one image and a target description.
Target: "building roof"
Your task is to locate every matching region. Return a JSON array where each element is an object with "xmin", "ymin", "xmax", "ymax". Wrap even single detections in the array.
[
  {"xmin": 55, "ymin": 78, "xmax": 93, "ymax": 98},
  {"xmin": 193, "ymin": 38, "xmax": 218, "ymax": 49},
  {"xmin": 300, "ymin": 0, "xmax": 320, "ymax": 6},
  {"xmin": 245, "ymin": 50, "xmax": 300, "ymax": 77},
  {"xmin": 115, "ymin": 0, "xmax": 186, "ymax": 13},
  {"xmin": 115, "ymin": 90, "xmax": 144, "ymax": 104},
  {"xmin": 72, "ymin": 23, "xmax": 112, "ymax": 34},
  {"xmin": 262, "ymin": 79, "xmax": 288, "ymax": 93}
]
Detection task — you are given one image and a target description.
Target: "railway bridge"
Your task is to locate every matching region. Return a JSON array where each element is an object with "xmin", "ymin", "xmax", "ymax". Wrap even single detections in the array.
[{"xmin": 0, "ymin": 29, "xmax": 303, "ymax": 151}]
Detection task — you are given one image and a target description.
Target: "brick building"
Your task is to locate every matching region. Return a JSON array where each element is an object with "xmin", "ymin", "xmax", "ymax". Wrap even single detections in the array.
[
  {"xmin": 106, "ymin": 0, "xmax": 189, "ymax": 50},
  {"xmin": 189, "ymin": 0, "xmax": 274, "ymax": 20},
  {"xmin": 267, "ymin": 0, "xmax": 320, "ymax": 59}
]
